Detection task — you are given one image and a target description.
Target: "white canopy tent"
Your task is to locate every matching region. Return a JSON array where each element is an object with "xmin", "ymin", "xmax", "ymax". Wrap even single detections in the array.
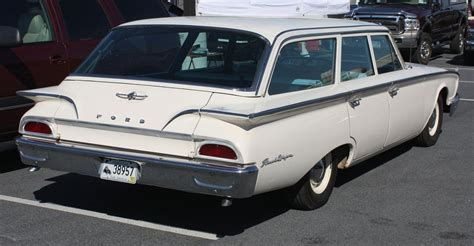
[{"xmin": 196, "ymin": 0, "xmax": 350, "ymax": 17}]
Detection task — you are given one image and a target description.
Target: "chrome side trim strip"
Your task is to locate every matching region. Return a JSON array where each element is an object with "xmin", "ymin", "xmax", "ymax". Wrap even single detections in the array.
[
  {"xmin": 54, "ymin": 118, "xmax": 195, "ymax": 141},
  {"xmin": 16, "ymin": 91, "xmax": 79, "ymax": 119},
  {"xmin": 168, "ymin": 70, "xmax": 459, "ymax": 129},
  {"xmin": 0, "ymin": 96, "xmax": 34, "ymax": 111},
  {"xmin": 0, "ymin": 102, "xmax": 35, "ymax": 111}
]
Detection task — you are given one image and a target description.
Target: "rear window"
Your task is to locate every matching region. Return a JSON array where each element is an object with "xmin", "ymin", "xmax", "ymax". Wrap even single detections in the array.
[
  {"xmin": 75, "ymin": 27, "xmax": 268, "ymax": 90},
  {"xmin": 113, "ymin": 0, "xmax": 168, "ymax": 22}
]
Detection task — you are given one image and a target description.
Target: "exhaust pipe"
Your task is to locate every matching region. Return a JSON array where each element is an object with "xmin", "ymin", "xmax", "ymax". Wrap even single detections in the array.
[
  {"xmin": 221, "ymin": 198, "xmax": 233, "ymax": 207},
  {"xmin": 28, "ymin": 166, "xmax": 41, "ymax": 172}
]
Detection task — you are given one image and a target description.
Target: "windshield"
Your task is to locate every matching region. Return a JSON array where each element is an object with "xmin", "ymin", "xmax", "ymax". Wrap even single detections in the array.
[
  {"xmin": 75, "ymin": 26, "xmax": 268, "ymax": 90},
  {"xmin": 360, "ymin": 0, "xmax": 428, "ymax": 5}
]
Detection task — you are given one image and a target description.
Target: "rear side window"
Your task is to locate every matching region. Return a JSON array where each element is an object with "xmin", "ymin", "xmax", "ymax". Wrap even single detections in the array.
[
  {"xmin": 341, "ymin": 36, "xmax": 374, "ymax": 82},
  {"xmin": 113, "ymin": 0, "xmax": 168, "ymax": 22},
  {"xmin": 371, "ymin": 35, "xmax": 402, "ymax": 74},
  {"xmin": 59, "ymin": 0, "xmax": 110, "ymax": 40},
  {"xmin": 268, "ymin": 38, "xmax": 336, "ymax": 95}
]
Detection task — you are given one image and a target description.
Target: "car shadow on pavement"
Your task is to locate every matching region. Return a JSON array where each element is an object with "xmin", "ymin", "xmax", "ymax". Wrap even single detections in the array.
[
  {"xmin": 335, "ymin": 142, "xmax": 413, "ymax": 187},
  {"xmin": 32, "ymin": 142, "xmax": 417, "ymax": 237},
  {"xmin": 33, "ymin": 173, "xmax": 289, "ymax": 237}
]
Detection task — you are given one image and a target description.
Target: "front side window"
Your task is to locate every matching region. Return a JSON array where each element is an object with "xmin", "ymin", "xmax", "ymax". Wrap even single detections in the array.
[
  {"xmin": 341, "ymin": 36, "xmax": 374, "ymax": 82},
  {"xmin": 0, "ymin": 0, "xmax": 53, "ymax": 44},
  {"xmin": 113, "ymin": 0, "xmax": 168, "ymax": 22},
  {"xmin": 59, "ymin": 0, "xmax": 110, "ymax": 41},
  {"xmin": 268, "ymin": 38, "xmax": 336, "ymax": 95},
  {"xmin": 371, "ymin": 35, "xmax": 402, "ymax": 74},
  {"xmin": 75, "ymin": 27, "xmax": 268, "ymax": 90}
]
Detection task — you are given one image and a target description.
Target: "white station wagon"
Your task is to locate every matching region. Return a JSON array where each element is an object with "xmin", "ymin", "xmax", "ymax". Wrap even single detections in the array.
[{"xmin": 16, "ymin": 17, "xmax": 460, "ymax": 210}]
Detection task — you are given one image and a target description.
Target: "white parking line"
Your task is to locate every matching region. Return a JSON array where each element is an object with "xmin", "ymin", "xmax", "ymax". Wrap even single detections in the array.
[
  {"xmin": 461, "ymin": 98, "xmax": 474, "ymax": 102},
  {"xmin": 0, "ymin": 195, "xmax": 218, "ymax": 241}
]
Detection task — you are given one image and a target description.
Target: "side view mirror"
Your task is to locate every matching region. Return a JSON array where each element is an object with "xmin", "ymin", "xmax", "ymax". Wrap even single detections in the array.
[
  {"xmin": 0, "ymin": 26, "xmax": 22, "ymax": 48},
  {"xmin": 432, "ymin": 2, "xmax": 441, "ymax": 11}
]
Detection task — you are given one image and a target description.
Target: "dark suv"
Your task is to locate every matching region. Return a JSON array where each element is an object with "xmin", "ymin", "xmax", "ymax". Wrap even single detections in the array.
[
  {"xmin": 347, "ymin": 0, "xmax": 468, "ymax": 64},
  {"xmin": 0, "ymin": 0, "xmax": 172, "ymax": 141}
]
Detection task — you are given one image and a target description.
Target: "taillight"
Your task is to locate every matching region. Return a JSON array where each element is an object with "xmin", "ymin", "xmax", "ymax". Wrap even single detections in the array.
[
  {"xmin": 199, "ymin": 144, "xmax": 238, "ymax": 160},
  {"xmin": 24, "ymin": 122, "xmax": 52, "ymax": 135}
]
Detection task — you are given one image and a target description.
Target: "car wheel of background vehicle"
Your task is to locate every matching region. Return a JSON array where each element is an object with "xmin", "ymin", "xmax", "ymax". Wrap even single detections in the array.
[
  {"xmin": 415, "ymin": 96, "xmax": 444, "ymax": 147},
  {"xmin": 288, "ymin": 153, "xmax": 337, "ymax": 210},
  {"xmin": 413, "ymin": 33, "xmax": 432, "ymax": 65},
  {"xmin": 450, "ymin": 26, "xmax": 466, "ymax": 54}
]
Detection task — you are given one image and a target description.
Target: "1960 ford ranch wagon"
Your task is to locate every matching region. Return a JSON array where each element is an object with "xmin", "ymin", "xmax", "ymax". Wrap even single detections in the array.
[{"xmin": 16, "ymin": 17, "xmax": 460, "ymax": 210}]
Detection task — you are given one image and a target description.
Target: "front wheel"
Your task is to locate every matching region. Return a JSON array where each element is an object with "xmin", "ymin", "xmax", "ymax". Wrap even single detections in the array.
[
  {"xmin": 288, "ymin": 153, "xmax": 337, "ymax": 210},
  {"xmin": 413, "ymin": 33, "xmax": 432, "ymax": 65},
  {"xmin": 415, "ymin": 96, "xmax": 444, "ymax": 147}
]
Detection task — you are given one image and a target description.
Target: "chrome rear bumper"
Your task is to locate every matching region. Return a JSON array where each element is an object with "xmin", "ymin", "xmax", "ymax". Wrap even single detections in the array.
[{"xmin": 16, "ymin": 137, "xmax": 258, "ymax": 198}]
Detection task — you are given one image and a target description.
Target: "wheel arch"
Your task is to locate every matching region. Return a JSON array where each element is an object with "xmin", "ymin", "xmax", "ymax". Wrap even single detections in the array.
[{"xmin": 439, "ymin": 86, "xmax": 449, "ymax": 111}]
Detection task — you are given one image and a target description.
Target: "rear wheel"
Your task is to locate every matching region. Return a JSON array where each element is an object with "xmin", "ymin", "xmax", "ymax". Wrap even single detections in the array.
[
  {"xmin": 450, "ymin": 26, "xmax": 466, "ymax": 54},
  {"xmin": 415, "ymin": 96, "xmax": 444, "ymax": 147},
  {"xmin": 288, "ymin": 153, "xmax": 337, "ymax": 210}
]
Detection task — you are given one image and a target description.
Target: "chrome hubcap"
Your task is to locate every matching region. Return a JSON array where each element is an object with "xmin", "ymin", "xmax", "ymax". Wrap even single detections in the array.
[
  {"xmin": 420, "ymin": 41, "xmax": 431, "ymax": 60},
  {"xmin": 459, "ymin": 33, "xmax": 464, "ymax": 50},
  {"xmin": 309, "ymin": 156, "xmax": 332, "ymax": 194},
  {"xmin": 428, "ymin": 103, "xmax": 439, "ymax": 136}
]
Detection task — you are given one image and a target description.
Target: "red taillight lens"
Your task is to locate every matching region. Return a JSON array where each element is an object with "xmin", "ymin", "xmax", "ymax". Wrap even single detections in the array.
[
  {"xmin": 24, "ymin": 122, "xmax": 52, "ymax": 135},
  {"xmin": 199, "ymin": 144, "xmax": 238, "ymax": 160}
]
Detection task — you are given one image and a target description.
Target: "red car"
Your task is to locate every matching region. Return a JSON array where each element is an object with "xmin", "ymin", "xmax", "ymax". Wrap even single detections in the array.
[{"xmin": 0, "ymin": 0, "xmax": 171, "ymax": 141}]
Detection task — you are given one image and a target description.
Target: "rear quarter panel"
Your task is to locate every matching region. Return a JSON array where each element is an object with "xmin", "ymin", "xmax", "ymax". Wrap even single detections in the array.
[{"xmin": 195, "ymin": 91, "xmax": 352, "ymax": 195}]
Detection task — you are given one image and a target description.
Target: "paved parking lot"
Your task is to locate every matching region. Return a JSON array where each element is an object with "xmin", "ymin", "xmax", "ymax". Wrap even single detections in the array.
[{"xmin": 1, "ymin": 50, "xmax": 473, "ymax": 245}]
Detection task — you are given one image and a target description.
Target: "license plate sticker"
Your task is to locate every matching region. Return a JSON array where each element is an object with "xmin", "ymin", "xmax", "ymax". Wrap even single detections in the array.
[{"xmin": 99, "ymin": 159, "xmax": 140, "ymax": 184}]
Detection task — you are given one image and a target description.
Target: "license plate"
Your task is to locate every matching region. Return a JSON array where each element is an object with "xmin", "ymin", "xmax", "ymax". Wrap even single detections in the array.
[{"xmin": 99, "ymin": 159, "xmax": 140, "ymax": 184}]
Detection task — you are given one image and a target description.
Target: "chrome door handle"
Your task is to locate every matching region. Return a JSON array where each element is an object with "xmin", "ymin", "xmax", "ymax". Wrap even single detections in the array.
[
  {"xmin": 389, "ymin": 86, "xmax": 399, "ymax": 97},
  {"xmin": 349, "ymin": 97, "xmax": 362, "ymax": 108}
]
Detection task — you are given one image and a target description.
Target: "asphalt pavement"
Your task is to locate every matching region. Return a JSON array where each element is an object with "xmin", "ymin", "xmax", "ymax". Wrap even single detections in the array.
[{"xmin": 0, "ymin": 50, "xmax": 473, "ymax": 245}]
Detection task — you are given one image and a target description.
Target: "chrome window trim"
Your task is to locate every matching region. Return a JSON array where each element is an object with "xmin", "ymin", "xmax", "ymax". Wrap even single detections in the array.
[
  {"xmin": 265, "ymin": 36, "xmax": 339, "ymax": 96},
  {"xmin": 370, "ymin": 33, "xmax": 406, "ymax": 73},
  {"xmin": 340, "ymin": 34, "xmax": 377, "ymax": 82}
]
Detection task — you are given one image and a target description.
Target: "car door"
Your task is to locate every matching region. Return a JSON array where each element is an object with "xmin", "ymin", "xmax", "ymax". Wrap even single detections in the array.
[
  {"xmin": 432, "ymin": 0, "xmax": 453, "ymax": 41},
  {"xmin": 255, "ymin": 35, "xmax": 351, "ymax": 189},
  {"xmin": 339, "ymin": 34, "xmax": 390, "ymax": 160},
  {"xmin": 370, "ymin": 34, "xmax": 425, "ymax": 147},
  {"xmin": 0, "ymin": 0, "xmax": 68, "ymax": 137}
]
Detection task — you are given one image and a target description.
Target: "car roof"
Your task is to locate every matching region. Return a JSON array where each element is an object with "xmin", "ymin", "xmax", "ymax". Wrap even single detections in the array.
[{"xmin": 120, "ymin": 16, "xmax": 385, "ymax": 42}]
